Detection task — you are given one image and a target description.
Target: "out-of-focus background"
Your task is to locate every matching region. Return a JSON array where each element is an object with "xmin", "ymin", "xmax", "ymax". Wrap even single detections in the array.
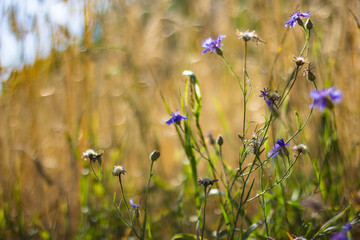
[{"xmin": 1, "ymin": 0, "xmax": 359, "ymax": 239}]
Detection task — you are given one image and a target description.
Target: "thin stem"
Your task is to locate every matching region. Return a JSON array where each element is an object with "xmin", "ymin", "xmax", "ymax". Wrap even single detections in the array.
[
  {"xmin": 119, "ymin": 175, "xmax": 131, "ymax": 218},
  {"xmin": 201, "ymin": 187, "xmax": 208, "ymax": 240},
  {"xmin": 243, "ymin": 41, "xmax": 248, "ymax": 135},
  {"xmin": 141, "ymin": 160, "xmax": 155, "ymax": 239},
  {"xmin": 221, "ymin": 55, "xmax": 244, "ymax": 94}
]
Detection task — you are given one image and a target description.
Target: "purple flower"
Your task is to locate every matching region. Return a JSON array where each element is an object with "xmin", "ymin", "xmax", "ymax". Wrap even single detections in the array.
[
  {"xmin": 260, "ymin": 88, "xmax": 280, "ymax": 109},
  {"xmin": 268, "ymin": 138, "xmax": 290, "ymax": 158},
  {"xmin": 310, "ymin": 87, "xmax": 343, "ymax": 111},
  {"xmin": 130, "ymin": 198, "xmax": 140, "ymax": 212},
  {"xmin": 285, "ymin": 11, "xmax": 311, "ymax": 28},
  {"xmin": 331, "ymin": 223, "xmax": 351, "ymax": 240},
  {"xmin": 166, "ymin": 110, "xmax": 187, "ymax": 125},
  {"xmin": 202, "ymin": 34, "xmax": 226, "ymax": 55}
]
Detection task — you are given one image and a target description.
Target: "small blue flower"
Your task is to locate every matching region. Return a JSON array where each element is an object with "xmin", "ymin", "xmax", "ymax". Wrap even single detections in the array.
[
  {"xmin": 331, "ymin": 223, "xmax": 351, "ymax": 240},
  {"xmin": 309, "ymin": 87, "xmax": 343, "ymax": 111},
  {"xmin": 202, "ymin": 34, "xmax": 226, "ymax": 55},
  {"xmin": 268, "ymin": 138, "xmax": 290, "ymax": 158},
  {"xmin": 166, "ymin": 110, "xmax": 187, "ymax": 125},
  {"xmin": 260, "ymin": 88, "xmax": 280, "ymax": 109},
  {"xmin": 259, "ymin": 88, "xmax": 270, "ymax": 99},
  {"xmin": 285, "ymin": 11, "xmax": 311, "ymax": 28},
  {"xmin": 130, "ymin": 198, "xmax": 140, "ymax": 212}
]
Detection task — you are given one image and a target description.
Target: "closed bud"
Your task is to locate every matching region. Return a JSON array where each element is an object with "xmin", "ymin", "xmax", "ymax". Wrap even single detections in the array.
[
  {"xmin": 305, "ymin": 19, "xmax": 313, "ymax": 30},
  {"xmin": 150, "ymin": 150, "xmax": 160, "ymax": 161},
  {"xmin": 296, "ymin": 18, "xmax": 304, "ymax": 27},
  {"xmin": 216, "ymin": 135, "xmax": 224, "ymax": 146},
  {"xmin": 307, "ymin": 71, "xmax": 316, "ymax": 81}
]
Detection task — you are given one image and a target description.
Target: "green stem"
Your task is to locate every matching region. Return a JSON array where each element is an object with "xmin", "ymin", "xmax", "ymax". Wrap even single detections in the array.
[
  {"xmin": 243, "ymin": 41, "xmax": 248, "ymax": 136},
  {"xmin": 221, "ymin": 55, "xmax": 244, "ymax": 94},
  {"xmin": 141, "ymin": 160, "xmax": 155, "ymax": 239},
  {"xmin": 201, "ymin": 187, "xmax": 208, "ymax": 240}
]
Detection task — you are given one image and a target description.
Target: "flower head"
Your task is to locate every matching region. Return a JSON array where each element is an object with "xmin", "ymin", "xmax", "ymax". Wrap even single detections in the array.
[
  {"xmin": 293, "ymin": 56, "xmax": 306, "ymax": 67},
  {"xmin": 246, "ymin": 134, "xmax": 267, "ymax": 155},
  {"xmin": 285, "ymin": 11, "xmax": 311, "ymax": 28},
  {"xmin": 292, "ymin": 144, "xmax": 307, "ymax": 157},
  {"xmin": 310, "ymin": 87, "xmax": 343, "ymax": 111},
  {"xmin": 260, "ymin": 88, "xmax": 280, "ymax": 109},
  {"xmin": 268, "ymin": 138, "xmax": 290, "ymax": 158},
  {"xmin": 112, "ymin": 165, "xmax": 126, "ymax": 176},
  {"xmin": 202, "ymin": 34, "xmax": 226, "ymax": 55},
  {"xmin": 331, "ymin": 223, "xmax": 351, "ymax": 240},
  {"xmin": 166, "ymin": 110, "xmax": 187, "ymax": 125},
  {"xmin": 198, "ymin": 177, "xmax": 218, "ymax": 188},
  {"xmin": 236, "ymin": 30, "xmax": 265, "ymax": 43},
  {"xmin": 82, "ymin": 149, "xmax": 104, "ymax": 164},
  {"xmin": 149, "ymin": 150, "xmax": 160, "ymax": 161},
  {"xmin": 303, "ymin": 62, "xmax": 316, "ymax": 81},
  {"xmin": 130, "ymin": 198, "xmax": 141, "ymax": 217}
]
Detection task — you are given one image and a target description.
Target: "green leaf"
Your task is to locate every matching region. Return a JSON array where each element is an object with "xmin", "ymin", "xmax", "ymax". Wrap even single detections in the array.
[
  {"xmin": 242, "ymin": 220, "xmax": 264, "ymax": 239},
  {"xmin": 171, "ymin": 233, "xmax": 198, "ymax": 240}
]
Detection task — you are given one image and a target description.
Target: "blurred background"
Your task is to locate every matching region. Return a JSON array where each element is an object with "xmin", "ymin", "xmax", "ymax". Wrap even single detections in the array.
[{"xmin": 0, "ymin": 0, "xmax": 359, "ymax": 239}]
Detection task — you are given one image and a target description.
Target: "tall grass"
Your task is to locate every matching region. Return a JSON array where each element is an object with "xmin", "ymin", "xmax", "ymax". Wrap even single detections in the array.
[{"xmin": 0, "ymin": 0, "xmax": 360, "ymax": 239}]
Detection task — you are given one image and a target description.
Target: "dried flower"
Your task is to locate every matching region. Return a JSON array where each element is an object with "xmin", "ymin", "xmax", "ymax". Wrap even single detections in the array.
[
  {"xmin": 112, "ymin": 165, "xmax": 126, "ymax": 176},
  {"xmin": 331, "ymin": 223, "xmax": 351, "ymax": 240},
  {"xmin": 150, "ymin": 150, "xmax": 160, "ymax": 161},
  {"xmin": 268, "ymin": 138, "xmax": 290, "ymax": 158},
  {"xmin": 292, "ymin": 144, "xmax": 307, "ymax": 157},
  {"xmin": 246, "ymin": 134, "xmax": 267, "ymax": 155},
  {"xmin": 82, "ymin": 149, "xmax": 104, "ymax": 165},
  {"xmin": 166, "ymin": 110, "xmax": 187, "ymax": 125},
  {"xmin": 303, "ymin": 62, "xmax": 316, "ymax": 81},
  {"xmin": 309, "ymin": 87, "xmax": 343, "ymax": 111},
  {"xmin": 202, "ymin": 34, "xmax": 226, "ymax": 55},
  {"xmin": 236, "ymin": 30, "xmax": 265, "ymax": 43},
  {"xmin": 293, "ymin": 56, "xmax": 306, "ymax": 67},
  {"xmin": 198, "ymin": 177, "xmax": 218, "ymax": 188},
  {"xmin": 285, "ymin": 11, "xmax": 311, "ymax": 28}
]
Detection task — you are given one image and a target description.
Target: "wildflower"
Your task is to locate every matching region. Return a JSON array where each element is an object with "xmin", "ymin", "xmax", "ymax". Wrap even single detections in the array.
[
  {"xmin": 268, "ymin": 138, "xmax": 290, "ymax": 158},
  {"xmin": 130, "ymin": 198, "xmax": 141, "ymax": 217},
  {"xmin": 331, "ymin": 223, "xmax": 351, "ymax": 240},
  {"xmin": 285, "ymin": 11, "xmax": 311, "ymax": 28},
  {"xmin": 149, "ymin": 150, "xmax": 160, "ymax": 161},
  {"xmin": 236, "ymin": 30, "xmax": 265, "ymax": 43},
  {"xmin": 292, "ymin": 144, "xmax": 307, "ymax": 157},
  {"xmin": 165, "ymin": 110, "xmax": 187, "ymax": 125},
  {"xmin": 303, "ymin": 62, "xmax": 316, "ymax": 81},
  {"xmin": 293, "ymin": 56, "xmax": 306, "ymax": 67},
  {"xmin": 82, "ymin": 149, "xmax": 104, "ymax": 165},
  {"xmin": 112, "ymin": 165, "xmax": 126, "ymax": 176},
  {"xmin": 260, "ymin": 88, "xmax": 280, "ymax": 109},
  {"xmin": 309, "ymin": 87, "xmax": 343, "ymax": 111},
  {"xmin": 198, "ymin": 177, "xmax": 218, "ymax": 188},
  {"xmin": 202, "ymin": 34, "xmax": 226, "ymax": 55}
]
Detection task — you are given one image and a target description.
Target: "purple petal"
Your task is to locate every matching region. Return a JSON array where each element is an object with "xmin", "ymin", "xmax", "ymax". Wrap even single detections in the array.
[
  {"xmin": 329, "ymin": 88, "xmax": 343, "ymax": 103},
  {"xmin": 299, "ymin": 11, "xmax": 311, "ymax": 18}
]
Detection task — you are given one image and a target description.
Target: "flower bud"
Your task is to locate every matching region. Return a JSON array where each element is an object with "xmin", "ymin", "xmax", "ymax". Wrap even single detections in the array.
[
  {"xmin": 305, "ymin": 19, "xmax": 313, "ymax": 30},
  {"xmin": 216, "ymin": 135, "xmax": 224, "ymax": 146},
  {"xmin": 307, "ymin": 71, "xmax": 316, "ymax": 81},
  {"xmin": 296, "ymin": 18, "xmax": 304, "ymax": 27},
  {"xmin": 150, "ymin": 150, "xmax": 160, "ymax": 161}
]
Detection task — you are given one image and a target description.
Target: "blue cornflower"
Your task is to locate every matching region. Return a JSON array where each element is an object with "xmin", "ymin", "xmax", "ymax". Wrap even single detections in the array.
[
  {"xmin": 331, "ymin": 223, "xmax": 351, "ymax": 240},
  {"xmin": 166, "ymin": 110, "xmax": 187, "ymax": 125},
  {"xmin": 268, "ymin": 138, "xmax": 290, "ymax": 158},
  {"xmin": 130, "ymin": 198, "xmax": 140, "ymax": 212},
  {"xmin": 259, "ymin": 88, "xmax": 270, "ymax": 99},
  {"xmin": 285, "ymin": 11, "xmax": 311, "ymax": 28},
  {"xmin": 309, "ymin": 87, "xmax": 343, "ymax": 111},
  {"xmin": 202, "ymin": 34, "xmax": 226, "ymax": 55}
]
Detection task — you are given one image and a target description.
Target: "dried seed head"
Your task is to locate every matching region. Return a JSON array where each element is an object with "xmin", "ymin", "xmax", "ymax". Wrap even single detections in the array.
[
  {"xmin": 303, "ymin": 62, "xmax": 316, "ymax": 81},
  {"xmin": 293, "ymin": 56, "xmax": 306, "ymax": 67},
  {"xmin": 82, "ymin": 149, "xmax": 104, "ymax": 165},
  {"xmin": 292, "ymin": 144, "xmax": 307, "ymax": 157},
  {"xmin": 112, "ymin": 165, "xmax": 126, "ymax": 176},
  {"xmin": 236, "ymin": 30, "xmax": 265, "ymax": 43},
  {"xmin": 150, "ymin": 150, "xmax": 160, "ymax": 161},
  {"xmin": 198, "ymin": 177, "xmax": 218, "ymax": 188}
]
